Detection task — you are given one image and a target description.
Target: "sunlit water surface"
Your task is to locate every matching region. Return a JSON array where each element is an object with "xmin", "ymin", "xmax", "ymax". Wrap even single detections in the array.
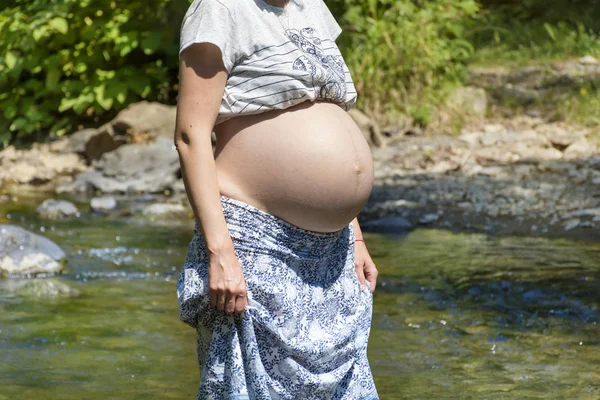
[{"xmin": 1, "ymin": 196, "xmax": 599, "ymax": 399}]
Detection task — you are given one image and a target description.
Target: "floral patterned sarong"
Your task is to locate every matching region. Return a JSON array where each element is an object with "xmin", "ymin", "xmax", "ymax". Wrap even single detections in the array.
[{"xmin": 177, "ymin": 195, "xmax": 378, "ymax": 399}]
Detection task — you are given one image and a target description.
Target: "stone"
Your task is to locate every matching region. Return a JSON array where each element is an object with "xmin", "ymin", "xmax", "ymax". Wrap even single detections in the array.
[
  {"xmin": 62, "ymin": 128, "xmax": 97, "ymax": 153},
  {"xmin": 7, "ymin": 163, "xmax": 54, "ymax": 183},
  {"xmin": 171, "ymin": 179, "xmax": 186, "ymax": 193},
  {"xmin": 347, "ymin": 108, "xmax": 386, "ymax": 148},
  {"xmin": 478, "ymin": 166, "xmax": 511, "ymax": 178},
  {"xmin": 483, "ymin": 124, "xmax": 505, "ymax": 134},
  {"xmin": 568, "ymin": 208, "xmax": 600, "ymax": 218},
  {"xmin": 90, "ymin": 196, "xmax": 118, "ymax": 213},
  {"xmin": 447, "ymin": 86, "xmax": 488, "ymax": 117},
  {"xmin": 587, "ymin": 155, "xmax": 600, "ymax": 169},
  {"xmin": 510, "ymin": 145, "xmax": 563, "ymax": 162},
  {"xmin": 473, "ymin": 147, "xmax": 518, "ymax": 164},
  {"xmin": 474, "ymin": 128, "xmax": 539, "ymax": 147},
  {"xmin": 458, "ymin": 132, "xmax": 482, "ymax": 147},
  {"xmin": 563, "ymin": 138, "xmax": 597, "ymax": 159},
  {"xmin": 111, "ymin": 101, "xmax": 177, "ymax": 140},
  {"xmin": 58, "ymin": 137, "xmax": 180, "ymax": 194},
  {"xmin": 428, "ymin": 161, "xmax": 457, "ymax": 174},
  {"xmin": 0, "ymin": 145, "xmax": 17, "ymax": 162},
  {"xmin": 0, "ymin": 278, "xmax": 80, "ymax": 298},
  {"xmin": 564, "ymin": 218, "xmax": 581, "ymax": 231},
  {"xmin": 419, "ymin": 213, "xmax": 440, "ymax": 224},
  {"xmin": 549, "ymin": 134, "xmax": 583, "ymax": 151},
  {"xmin": 37, "ymin": 199, "xmax": 79, "ymax": 219},
  {"xmin": 360, "ymin": 216, "xmax": 413, "ymax": 235},
  {"xmin": 382, "ymin": 113, "xmax": 412, "ymax": 140},
  {"xmin": 498, "ymin": 85, "xmax": 540, "ymax": 105},
  {"xmin": 0, "ymin": 145, "xmax": 86, "ymax": 185},
  {"xmin": 62, "ymin": 128, "xmax": 125, "ymax": 162},
  {"xmin": 579, "ymin": 55, "xmax": 599, "ymax": 65},
  {"xmin": 480, "ymin": 132, "xmax": 506, "ymax": 146},
  {"xmin": 0, "ymin": 224, "xmax": 66, "ymax": 277},
  {"xmin": 142, "ymin": 203, "xmax": 189, "ymax": 219}
]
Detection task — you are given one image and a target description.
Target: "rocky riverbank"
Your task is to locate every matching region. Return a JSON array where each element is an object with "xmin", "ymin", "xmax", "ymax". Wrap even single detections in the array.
[
  {"xmin": 362, "ymin": 116, "xmax": 600, "ymax": 240},
  {"xmin": 1, "ymin": 100, "xmax": 599, "ymax": 241}
]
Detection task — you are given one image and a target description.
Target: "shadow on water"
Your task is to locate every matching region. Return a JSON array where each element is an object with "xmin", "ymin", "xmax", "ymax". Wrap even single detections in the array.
[
  {"xmin": 374, "ymin": 230, "xmax": 600, "ymax": 323},
  {"xmin": 367, "ymin": 230, "xmax": 600, "ymax": 399}
]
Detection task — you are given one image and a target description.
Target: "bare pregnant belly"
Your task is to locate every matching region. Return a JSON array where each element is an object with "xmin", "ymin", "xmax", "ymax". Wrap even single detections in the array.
[{"xmin": 213, "ymin": 101, "xmax": 374, "ymax": 233}]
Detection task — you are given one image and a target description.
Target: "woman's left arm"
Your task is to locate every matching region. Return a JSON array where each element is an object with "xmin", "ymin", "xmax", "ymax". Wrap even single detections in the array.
[{"xmin": 352, "ymin": 217, "xmax": 378, "ymax": 292}]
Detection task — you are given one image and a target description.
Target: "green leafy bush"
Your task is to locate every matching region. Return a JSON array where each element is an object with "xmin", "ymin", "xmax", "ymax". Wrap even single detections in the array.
[
  {"xmin": 0, "ymin": 0, "xmax": 189, "ymax": 146},
  {"xmin": 2, "ymin": 0, "xmax": 597, "ymax": 146},
  {"xmin": 330, "ymin": 0, "xmax": 480, "ymax": 122}
]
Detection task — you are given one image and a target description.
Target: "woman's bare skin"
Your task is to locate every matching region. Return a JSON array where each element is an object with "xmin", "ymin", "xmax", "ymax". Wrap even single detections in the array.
[
  {"xmin": 175, "ymin": 42, "xmax": 377, "ymax": 314},
  {"xmin": 214, "ymin": 100, "xmax": 374, "ymax": 233}
]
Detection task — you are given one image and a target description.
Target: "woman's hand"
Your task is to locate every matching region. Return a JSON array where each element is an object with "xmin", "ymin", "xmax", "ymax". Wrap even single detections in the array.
[
  {"xmin": 208, "ymin": 244, "xmax": 248, "ymax": 314},
  {"xmin": 354, "ymin": 241, "xmax": 378, "ymax": 292}
]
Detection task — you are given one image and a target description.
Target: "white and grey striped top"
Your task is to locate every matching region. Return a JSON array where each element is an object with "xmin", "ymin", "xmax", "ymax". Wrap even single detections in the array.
[{"xmin": 180, "ymin": 0, "xmax": 358, "ymax": 125}]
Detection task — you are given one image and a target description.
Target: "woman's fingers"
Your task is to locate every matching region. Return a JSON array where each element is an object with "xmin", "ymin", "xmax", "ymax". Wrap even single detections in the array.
[
  {"xmin": 209, "ymin": 289, "xmax": 218, "ymax": 307},
  {"xmin": 225, "ymin": 292, "xmax": 236, "ymax": 313},
  {"xmin": 208, "ymin": 253, "xmax": 247, "ymax": 313},
  {"xmin": 364, "ymin": 261, "xmax": 378, "ymax": 292},
  {"xmin": 355, "ymin": 260, "xmax": 367, "ymax": 291},
  {"xmin": 217, "ymin": 291, "xmax": 226, "ymax": 311},
  {"xmin": 234, "ymin": 294, "xmax": 246, "ymax": 313}
]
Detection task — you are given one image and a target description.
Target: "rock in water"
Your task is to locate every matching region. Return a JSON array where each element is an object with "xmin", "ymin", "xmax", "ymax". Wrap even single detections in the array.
[
  {"xmin": 0, "ymin": 278, "xmax": 79, "ymax": 298},
  {"xmin": 0, "ymin": 225, "xmax": 66, "ymax": 277},
  {"xmin": 142, "ymin": 203, "xmax": 189, "ymax": 219},
  {"xmin": 37, "ymin": 199, "xmax": 79, "ymax": 219},
  {"xmin": 90, "ymin": 196, "xmax": 118, "ymax": 213},
  {"xmin": 361, "ymin": 216, "xmax": 413, "ymax": 235}
]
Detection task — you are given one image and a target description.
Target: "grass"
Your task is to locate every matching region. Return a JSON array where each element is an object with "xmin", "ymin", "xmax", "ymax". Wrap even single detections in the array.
[
  {"xmin": 554, "ymin": 84, "xmax": 600, "ymax": 126},
  {"xmin": 468, "ymin": 21, "xmax": 600, "ymax": 67},
  {"xmin": 459, "ymin": 19, "xmax": 600, "ymax": 127}
]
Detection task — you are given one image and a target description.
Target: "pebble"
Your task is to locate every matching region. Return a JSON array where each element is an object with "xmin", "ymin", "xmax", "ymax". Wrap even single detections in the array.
[{"xmin": 90, "ymin": 196, "xmax": 117, "ymax": 213}]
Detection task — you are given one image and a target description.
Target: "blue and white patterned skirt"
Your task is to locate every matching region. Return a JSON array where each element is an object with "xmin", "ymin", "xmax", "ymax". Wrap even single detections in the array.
[{"xmin": 177, "ymin": 195, "xmax": 378, "ymax": 399}]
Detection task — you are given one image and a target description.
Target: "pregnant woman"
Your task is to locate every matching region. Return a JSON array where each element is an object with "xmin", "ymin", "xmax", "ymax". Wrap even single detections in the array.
[{"xmin": 175, "ymin": 0, "xmax": 379, "ymax": 398}]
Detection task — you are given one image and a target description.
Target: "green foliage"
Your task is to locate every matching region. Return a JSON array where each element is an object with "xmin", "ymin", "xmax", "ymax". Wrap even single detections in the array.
[
  {"xmin": 554, "ymin": 82, "xmax": 600, "ymax": 125},
  {"xmin": 329, "ymin": 0, "xmax": 480, "ymax": 121},
  {"xmin": 0, "ymin": 0, "xmax": 189, "ymax": 146},
  {"xmin": 470, "ymin": 0, "xmax": 600, "ymax": 65},
  {"xmin": 1, "ymin": 0, "xmax": 598, "ymax": 145}
]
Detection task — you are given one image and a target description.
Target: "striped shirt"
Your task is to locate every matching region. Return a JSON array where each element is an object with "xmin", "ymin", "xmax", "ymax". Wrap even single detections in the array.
[{"xmin": 180, "ymin": 0, "xmax": 358, "ymax": 125}]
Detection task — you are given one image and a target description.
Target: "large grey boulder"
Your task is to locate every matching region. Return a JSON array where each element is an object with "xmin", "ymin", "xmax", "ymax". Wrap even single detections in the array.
[
  {"xmin": 111, "ymin": 101, "xmax": 177, "ymax": 140},
  {"xmin": 59, "ymin": 101, "xmax": 176, "ymax": 162},
  {"xmin": 61, "ymin": 128, "xmax": 125, "ymax": 162},
  {"xmin": 37, "ymin": 199, "xmax": 79, "ymax": 219},
  {"xmin": 57, "ymin": 137, "xmax": 180, "ymax": 194},
  {"xmin": 0, "ymin": 225, "xmax": 66, "ymax": 277}
]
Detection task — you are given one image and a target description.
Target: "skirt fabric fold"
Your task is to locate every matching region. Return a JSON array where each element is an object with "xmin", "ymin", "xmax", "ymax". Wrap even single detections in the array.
[{"xmin": 177, "ymin": 195, "xmax": 378, "ymax": 400}]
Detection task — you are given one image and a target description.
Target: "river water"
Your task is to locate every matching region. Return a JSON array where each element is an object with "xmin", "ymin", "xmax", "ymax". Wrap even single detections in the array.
[{"xmin": 1, "ymin": 195, "xmax": 599, "ymax": 399}]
